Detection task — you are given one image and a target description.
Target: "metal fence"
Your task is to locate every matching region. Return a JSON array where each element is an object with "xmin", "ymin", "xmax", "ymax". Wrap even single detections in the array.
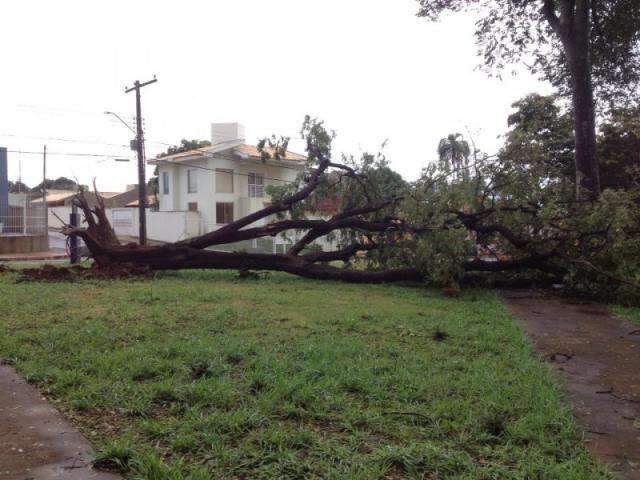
[
  {"xmin": 0, "ymin": 191, "xmax": 47, "ymax": 235},
  {"xmin": 0, "ymin": 147, "xmax": 48, "ymax": 237}
]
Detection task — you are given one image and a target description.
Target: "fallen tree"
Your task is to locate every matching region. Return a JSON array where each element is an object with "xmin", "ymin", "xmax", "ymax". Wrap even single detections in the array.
[
  {"xmin": 59, "ymin": 118, "xmax": 639, "ymax": 301},
  {"xmin": 59, "ymin": 119, "xmax": 565, "ymax": 284}
]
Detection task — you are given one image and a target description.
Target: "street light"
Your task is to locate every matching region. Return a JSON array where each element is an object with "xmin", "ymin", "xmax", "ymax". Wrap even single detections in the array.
[
  {"xmin": 97, "ymin": 157, "xmax": 130, "ymax": 164},
  {"xmin": 104, "ymin": 111, "xmax": 136, "ymax": 135}
]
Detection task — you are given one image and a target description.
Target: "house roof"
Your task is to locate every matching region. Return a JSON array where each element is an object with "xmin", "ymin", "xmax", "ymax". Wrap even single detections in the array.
[
  {"xmin": 29, "ymin": 190, "xmax": 76, "ymax": 204},
  {"xmin": 100, "ymin": 192, "xmax": 122, "ymax": 199},
  {"xmin": 148, "ymin": 141, "xmax": 307, "ymax": 166},
  {"xmin": 233, "ymin": 144, "xmax": 307, "ymax": 162},
  {"xmin": 126, "ymin": 196, "xmax": 155, "ymax": 207},
  {"xmin": 30, "ymin": 190, "xmax": 122, "ymax": 204}
]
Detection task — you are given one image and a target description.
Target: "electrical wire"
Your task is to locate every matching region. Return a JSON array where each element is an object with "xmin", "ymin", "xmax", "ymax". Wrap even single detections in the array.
[
  {"xmin": 147, "ymin": 138, "xmax": 309, "ymax": 175},
  {"xmin": 5, "ymin": 103, "xmax": 307, "ymax": 173},
  {"xmin": 157, "ymin": 158, "xmax": 297, "ymax": 184},
  {"xmin": 6, "ymin": 149, "xmax": 130, "ymax": 159},
  {"xmin": 4, "ymin": 148, "xmax": 299, "ymax": 184},
  {"xmin": 149, "ymin": 137, "xmax": 306, "ymax": 184},
  {"xmin": 0, "ymin": 133, "xmax": 129, "ymax": 148},
  {"xmin": 14, "ymin": 103, "xmax": 131, "ymax": 120}
]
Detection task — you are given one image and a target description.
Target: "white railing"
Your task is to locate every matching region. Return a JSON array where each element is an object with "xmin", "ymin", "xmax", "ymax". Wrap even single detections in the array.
[{"xmin": 0, "ymin": 193, "xmax": 47, "ymax": 236}]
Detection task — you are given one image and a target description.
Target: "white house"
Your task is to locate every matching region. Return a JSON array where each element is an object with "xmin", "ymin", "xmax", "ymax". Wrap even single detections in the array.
[{"xmin": 147, "ymin": 123, "xmax": 307, "ymax": 252}]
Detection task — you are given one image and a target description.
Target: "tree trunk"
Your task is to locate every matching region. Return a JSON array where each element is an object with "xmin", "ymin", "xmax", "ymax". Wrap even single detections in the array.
[{"xmin": 564, "ymin": 0, "xmax": 601, "ymax": 198}]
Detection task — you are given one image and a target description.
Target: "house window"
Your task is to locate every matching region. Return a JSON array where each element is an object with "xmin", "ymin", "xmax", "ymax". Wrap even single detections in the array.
[
  {"xmin": 162, "ymin": 171, "xmax": 170, "ymax": 195},
  {"xmin": 187, "ymin": 169, "xmax": 198, "ymax": 193},
  {"xmin": 248, "ymin": 173, "xmax": 264, "ymax": 198},
  {"xmin": 216, "ymin": 169, "xmax": 234, "ymax": 193},
  {"xmin": 216, "ymin": 202, "xmax": 234, "ymax": 224},
  {"xmin": 188, "ymin": 202, "xmax": 198, "ymax": 212}
]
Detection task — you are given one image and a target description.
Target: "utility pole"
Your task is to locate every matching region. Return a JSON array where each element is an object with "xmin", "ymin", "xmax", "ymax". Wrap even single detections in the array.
[
  {"xmin": 125, "ymin": 76, "xmax": 157, "ymax": 245},
  {"xmin": 43, "ymin": 145, "xmax": 49, "ymax": 247}
]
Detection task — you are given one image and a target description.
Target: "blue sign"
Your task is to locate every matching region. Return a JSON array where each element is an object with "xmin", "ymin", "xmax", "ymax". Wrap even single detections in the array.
[{"xmin": 0, "ymin": 147, "xmax": 8, "ymax": 226}]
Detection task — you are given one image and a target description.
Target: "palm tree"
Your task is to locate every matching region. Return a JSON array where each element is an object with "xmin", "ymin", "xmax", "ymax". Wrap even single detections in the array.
[{"xmin": 437, "ymin": 133, "xmax": 470, "ymax": 176}]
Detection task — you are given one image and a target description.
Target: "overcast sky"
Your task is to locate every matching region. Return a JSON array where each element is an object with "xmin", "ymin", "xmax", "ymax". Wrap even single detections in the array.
[{"xmin": 0, "ymin": 0, "xmax": 551, "ymax": 191}]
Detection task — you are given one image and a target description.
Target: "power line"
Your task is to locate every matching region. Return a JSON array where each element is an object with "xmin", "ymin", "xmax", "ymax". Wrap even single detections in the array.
[
  {"xmin": 5, "ymin": 147, "xmax": 301, "ymax": 184},
  {"xmin": 6, "ymin": 149, "xmax": 130, "ymax": 159},
  {"xmin": 7, "ymin": 147, "xmax": 300, "ymax": 184},
  {"xmin": 149, "ymin": 139, "xmax": 309, "ymax": 175},
  {"xmin": 13, "ymin": 103, "xmax": 131, "ymax": 119},
  {"xmin": 5, "ymin": 104, "xmax": 307, "ymax": 173},
  {"xmin": 156, "ymin": 137, "xmax": 307, "ymax": 183},
  {"xmin": 158, "ymin": 157, "xmax": 297, "ymax": 184},
  {"xmin": 7, "ymin": 143, "xmax": 303, "ymax": 184},
  {"xmin": 0, "ymin": 133, "xmax": 129, "ymax": 148}
]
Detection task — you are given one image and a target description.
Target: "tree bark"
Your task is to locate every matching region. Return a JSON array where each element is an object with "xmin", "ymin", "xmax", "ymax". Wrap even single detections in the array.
[
  {"xmin": 544, "ymin": 0, "xmax": 601, "ymax": 198},
  {"xmin": 565, "ymin": 0, "xmax": 600, "ymax": 198}
]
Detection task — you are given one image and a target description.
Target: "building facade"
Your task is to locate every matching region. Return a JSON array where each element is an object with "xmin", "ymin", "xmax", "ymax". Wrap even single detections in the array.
[{"xmin": 148, "ymin": 123, "xmax": 307, "ymax": 251}]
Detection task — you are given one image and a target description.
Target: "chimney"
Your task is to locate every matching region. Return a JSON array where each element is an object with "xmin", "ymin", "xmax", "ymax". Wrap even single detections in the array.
[{"xmin": 211, "ymin": 123, "xmax": 245, "ymax": 145}]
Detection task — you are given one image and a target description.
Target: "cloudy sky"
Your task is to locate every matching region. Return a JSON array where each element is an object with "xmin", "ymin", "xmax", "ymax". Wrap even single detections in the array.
[{"xmin": 0, "ymin": 0, "xmax": 551, "ymax": 191}]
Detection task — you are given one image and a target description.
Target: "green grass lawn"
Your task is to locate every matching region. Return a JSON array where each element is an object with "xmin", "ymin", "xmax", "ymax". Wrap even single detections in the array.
[
  {"xmin": 0, "ymin": 270, "xmax": 609, "ymax": 479},
  {"xmin": 612, "ymin": 305, "xmax": 640, "ymax": 325}
]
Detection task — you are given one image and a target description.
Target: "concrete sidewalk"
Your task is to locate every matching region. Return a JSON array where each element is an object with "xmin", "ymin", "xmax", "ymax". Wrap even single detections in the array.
[
  {"xmin": 0, "ymin": 231, "xmax": 69, "ymax": 262},
  {"xmin": 0, "ymin": 366, "xmax": 120, "ymax": 480},
  {"xmin": 0, "ymin": 250, "xmax": 68, "ymax": 262}
]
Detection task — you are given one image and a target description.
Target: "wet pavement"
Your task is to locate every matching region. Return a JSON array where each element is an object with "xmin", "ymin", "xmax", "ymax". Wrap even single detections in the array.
[
  {"xmin": 505, "ymin": 291, "xmax": 640, "ymax": 480},
  {"xmin": 0, "ymin": 366, "xmax": 120, "ymax": 480}
]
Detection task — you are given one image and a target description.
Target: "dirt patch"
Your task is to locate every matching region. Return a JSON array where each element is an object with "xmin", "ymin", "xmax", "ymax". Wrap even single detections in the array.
[
  {"xmin": 504, "ymin": 291, "xmax": 640, "ymax": 480},
  {"xmin": 0, "ymin": 365, "xmax": 121, "ymax": 480},
  {"xmin": 17, "ymin": 263, "xmax": 154, "ymax": 283}
]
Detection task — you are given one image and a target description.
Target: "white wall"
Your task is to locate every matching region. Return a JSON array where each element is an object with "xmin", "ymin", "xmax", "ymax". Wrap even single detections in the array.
[
  {"xmin": 48, "ymin": 204, "xmax": 334, "ymax": 254},
  {"xmin": 111, "ymin": 208, "xmax": 138, "ymax": 237},
  {"xmin": 111, "ymin": 208, "xmax": 201, "ymax": 243},
  {"xmin": 147, "ymin": 210, "xmax": 200, "ymax": 243},
  {"xmin": 157, "ymin": 155, "xmax": 303, "ymax": 235},
  {"xmin": 50, "ymin": 206, "xmax": 201, "ymax": 245},
  {"xmin": 49, "ymin": 206, "xmax": 87, "ymax": 230}
]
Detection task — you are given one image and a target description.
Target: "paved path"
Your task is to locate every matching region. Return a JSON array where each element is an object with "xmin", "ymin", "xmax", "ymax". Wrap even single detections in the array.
[
  {"xmin": 0, "ymin": 251, "xmax": 67, "ymax": 262},
  {"xmin": 0, "ymin": 366, "xmax": 120, "ymax": 480},
  {"xmin": 505, "ymin": 291, "xmax": 640, "ymax": 480},
  {"xmin": 0, "ymin": 232, "xmax": 68, "ymax": 262}
]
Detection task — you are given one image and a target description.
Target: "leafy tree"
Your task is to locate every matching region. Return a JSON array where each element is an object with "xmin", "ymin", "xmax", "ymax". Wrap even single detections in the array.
[
  {"xmin": 502, "ymin": 94, "xmax": 640, "ymax": 192},
  {"xmin": 502, "ymin": 94, "xmax": 574, "ymax": 182},
  {"xmin": 598, "ymin": 106, "xmax": 640, "ymax": 191},
  {"xmin": 157, "ymin": 139, "xmax": 212, "ymax": 158},
  {"xmin": 417, "ymin": 0, "xmax": 640, "ymax": 197},
  {"xmin": 8, "ymin": 180, "xmax": 30, "ymax": 193},
  {"xmin": 31, "ymin": 177, "xmax": 82, "ymax": 192},
  {"xmin": 60, "ymin": 115, "xmax": 640, "ymax": 303},
  {"xmin": 437, "ymin": 133, "xmax": 471, "ymax": 176}
]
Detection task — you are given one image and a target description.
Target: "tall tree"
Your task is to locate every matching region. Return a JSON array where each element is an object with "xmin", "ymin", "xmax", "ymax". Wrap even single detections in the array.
[
  {"xmin": 437, "ymin": 133, "xmax": 470, "ymax": 176},
  {"xmin": 417, "ymin": 0, "xmax": 640, "ymax": 198},
  {"xmin": 157, "ymin": 139, "xmax": 212, "ymax": 158},
  {"xmin": 8, "ymin": 180, "xmax": 30, "ymax": 193},
  {"xmin": 503, "ymin": 93, "xmax": 574, "ymax": 179},
  {"xmin": 31, "ymin": 177, "xmax": 83, "ymax": 192},
  {"xmin": 598, "ymin": 106, "xmax": 640, "ymax": 191}
]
